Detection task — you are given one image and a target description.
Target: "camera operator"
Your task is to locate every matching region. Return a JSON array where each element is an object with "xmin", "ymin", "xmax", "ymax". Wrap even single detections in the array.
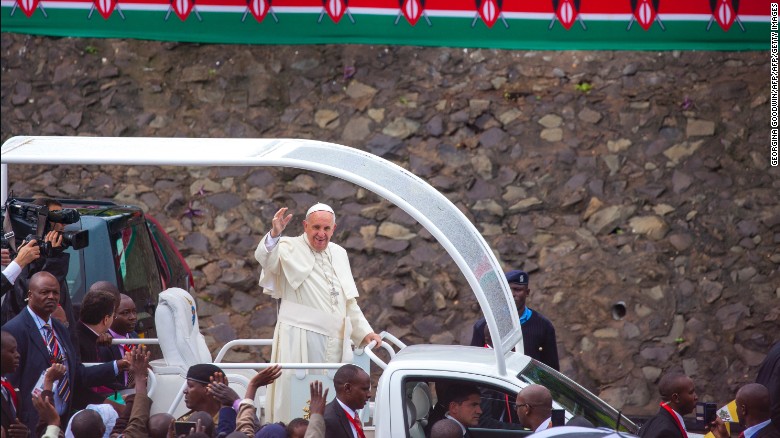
[
  {"xmin": 0, "ymin": 198, "xmax": 79, "ymax": 350},
  {"xmin": 1, "ymin": 239, "xmax": 41, "ymax": 295}
]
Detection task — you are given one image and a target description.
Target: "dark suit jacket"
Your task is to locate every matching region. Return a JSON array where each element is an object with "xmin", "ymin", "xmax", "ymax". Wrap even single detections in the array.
[
  {"xmin": 2, "ymin": 307, "xmax": 117, "ymax": 432},
  {"xmin": 1, "ymin": 272, "xmax": 13, "ymax": 297},
  {"xmin": 324, "ymin": 399, "xmax": 356, "ymax": 438},
  {"xmin": 757, "ymin": 342, "xmax": 780, "ymax": 428},
  {"xmin": 471, "ymin": 310, "xmax": 560, "ymax": 371},
  {"xmin": 1, "ymin": 382, "xmax": 16, "ymax": 431},
  {"xmin": 755, "ymin": 420, "xmax": 780, "ymax": 438},
  {"xmin": 637, "ymin": 407, "xmax": 685, "ymax": 438}
]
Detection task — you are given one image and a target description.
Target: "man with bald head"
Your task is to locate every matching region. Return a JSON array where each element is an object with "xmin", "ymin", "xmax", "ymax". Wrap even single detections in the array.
[
  {"xmin": 639, "ymin": 372, "xmax": 698, "ymax": 438},
  {"xmin": 69, "ymin": 409, "xmax": 105, "ymax": 438},
  {"xmin": 709, "ymin": 383, "xmax": 780, "ymax": 438},
  {"xmin": 515, "ymin": 384, "xmax": 553, "ymax": 433},
  {"xmin": 148, "ymin": 413, "xmax": 175, "ymax": 438},
  {"xmin": 431, "ymin": 418, "xmax": 466, "ymax": 438},
  {"xmin": 1, "ymin": 271, "xmax": 126, "ymax": 431},
  {"xmin": 255, "ymin": 203, "xmax": 381, "ymax": 423}
]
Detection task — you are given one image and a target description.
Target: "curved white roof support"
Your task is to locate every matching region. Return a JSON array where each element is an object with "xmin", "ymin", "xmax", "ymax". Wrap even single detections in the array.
[{"xmin": 1, "ymin": 136, "xmax": 522, "ymax": 375}]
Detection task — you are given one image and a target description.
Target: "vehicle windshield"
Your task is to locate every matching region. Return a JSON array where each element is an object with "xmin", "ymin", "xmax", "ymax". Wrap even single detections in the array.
[{"xmin": 517, "ymin": 360, "xmax": 638, "ymax": 433}]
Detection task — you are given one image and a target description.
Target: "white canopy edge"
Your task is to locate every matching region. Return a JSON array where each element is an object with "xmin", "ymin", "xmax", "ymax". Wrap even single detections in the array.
[{"xmin": 0, "ymin": 136, "xmax": 522, "ymax": 374}]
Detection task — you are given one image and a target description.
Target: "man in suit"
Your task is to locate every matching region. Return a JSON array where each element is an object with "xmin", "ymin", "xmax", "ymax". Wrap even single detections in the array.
[
  {"xmin": 107, "ymin": 294, "xmax": 140, "ymax": 391},
  {"xmin": 324, "ymin": 364, "xmax": 371, "ymax": 438},
  {"xmin": 515, "ymin": 384, "xmax": 553, "ymax": 433},
  {"xmin": 470, "ymin": 270, "xmax": 559, "ymax": 371},
  {"xmin": 638, "ymin": 372, "xmax": 698, "ymax": 438},
  {"xmin": 1, "ymin": 271, "xmax": 126, "ymax": 432},
  {"xmin": 442, "ymin": 384, "xmax": 483, "ymax": 437},
  {"xmin": 2, "ymin": 199, "xmax": 80, "ymax": 354},
  {"xmin": 708, "ymin": 383, "xmax": 780, "ymax": 438},
  {"xmin": 75, "ymin": 288, "xmax": 118, "ymax": 409}
]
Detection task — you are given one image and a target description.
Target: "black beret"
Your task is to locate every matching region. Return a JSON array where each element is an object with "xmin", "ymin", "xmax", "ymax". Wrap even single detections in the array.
[{"xmin": 186, "ymin": 363, "xmax": 224, "ymax": 384}]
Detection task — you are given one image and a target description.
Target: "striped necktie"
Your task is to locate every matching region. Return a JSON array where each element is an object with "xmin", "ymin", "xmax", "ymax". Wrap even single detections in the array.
[{"xmin": 42, "ymin": 324, "xmax": 70, "ymax": 404}]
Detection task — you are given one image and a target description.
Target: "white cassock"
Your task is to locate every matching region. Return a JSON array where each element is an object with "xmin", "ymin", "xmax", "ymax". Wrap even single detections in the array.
[{"xmin": 254, "ymin": 233, "xmax": 373, "ymax": 423}]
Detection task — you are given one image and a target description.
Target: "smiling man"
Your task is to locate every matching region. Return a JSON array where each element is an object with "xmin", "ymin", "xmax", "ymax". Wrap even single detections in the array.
[{"xmin": 255, "ymin": 203, "xmax": 380, "ymax": 423}]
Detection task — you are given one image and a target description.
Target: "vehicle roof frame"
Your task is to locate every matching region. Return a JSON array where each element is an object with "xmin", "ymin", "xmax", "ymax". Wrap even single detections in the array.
[{"xmin": 0, "ymin": 135, "xmax": 523, "ymax": 375}]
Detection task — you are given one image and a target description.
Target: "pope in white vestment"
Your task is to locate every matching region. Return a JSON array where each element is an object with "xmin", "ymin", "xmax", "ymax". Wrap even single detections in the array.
[{"xmin": 254, "ymin": 204, "xmax": 380, "ymax": 423}]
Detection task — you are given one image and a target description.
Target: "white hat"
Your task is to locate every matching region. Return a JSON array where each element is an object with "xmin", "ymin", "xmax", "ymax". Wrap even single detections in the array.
[{"xmin": 306, "ymin": 203, "xmax": 335, "ymax": 219}]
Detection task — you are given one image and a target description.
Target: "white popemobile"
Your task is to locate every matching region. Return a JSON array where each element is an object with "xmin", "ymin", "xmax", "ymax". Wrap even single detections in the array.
[{"xmin": 1, "ymin": 136, "xmax": 643, "ymax": 437}]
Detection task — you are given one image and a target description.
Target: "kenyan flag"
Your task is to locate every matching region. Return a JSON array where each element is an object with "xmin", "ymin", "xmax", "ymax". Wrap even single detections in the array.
[{"xmin": 0, "ymin": 0, "xmax": 770, "ymax": 50}]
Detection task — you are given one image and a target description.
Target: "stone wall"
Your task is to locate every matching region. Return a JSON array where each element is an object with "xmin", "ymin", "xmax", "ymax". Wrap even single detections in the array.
[{"xmin": 2, "ymin": 33, "xmax": 778, "ymax": 415}]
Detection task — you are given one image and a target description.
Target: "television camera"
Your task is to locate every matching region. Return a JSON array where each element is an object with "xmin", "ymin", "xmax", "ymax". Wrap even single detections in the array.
[{"xmin": 1, "ymin": 198, "xmax": 89, "ymax": 259}]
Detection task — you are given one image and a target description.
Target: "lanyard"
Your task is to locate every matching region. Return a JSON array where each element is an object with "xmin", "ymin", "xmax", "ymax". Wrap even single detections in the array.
[
  {"xmin": 343, "ymin": 408, "xmax": 366, "ymax": 438},
  {"xmin": 660, "ymin": 402, "xmax": 688, "ymax": 438}
]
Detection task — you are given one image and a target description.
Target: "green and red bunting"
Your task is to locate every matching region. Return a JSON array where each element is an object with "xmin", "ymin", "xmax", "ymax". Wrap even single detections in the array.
[{"xmin": 0, "ymin": 0, "xmax": 771, "ymax": 50}]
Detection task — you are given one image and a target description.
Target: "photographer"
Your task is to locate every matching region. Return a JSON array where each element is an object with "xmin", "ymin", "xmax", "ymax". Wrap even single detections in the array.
[{"xmin": 0, "ymin": 198, "xmax": 79, "ymax": 351}]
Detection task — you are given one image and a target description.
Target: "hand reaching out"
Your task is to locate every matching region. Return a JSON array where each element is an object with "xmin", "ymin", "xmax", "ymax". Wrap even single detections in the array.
[
  {"xmin": 207, "ymin": 382, "xmax": 240, "ymax": 407},
  {"xmin": 32, "ymin": 393, "xmax": 60, "ymax": 427},
  {"xmin": 245, "ymin": 365, "xmax": 282, "ymax": 400}
]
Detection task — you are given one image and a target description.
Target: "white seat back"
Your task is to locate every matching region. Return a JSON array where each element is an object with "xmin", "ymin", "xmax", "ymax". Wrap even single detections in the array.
[{"xmin": 155, "ymin": 287, "xmax": 212, "ymax": 368}]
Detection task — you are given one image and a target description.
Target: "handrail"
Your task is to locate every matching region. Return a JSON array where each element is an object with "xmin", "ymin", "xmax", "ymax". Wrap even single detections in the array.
[
  {"xmin": 379, "ymin": 331, "xmax": 407, "ymax": 350},
  {"xmin": 363, "ymin": 341, "xmax": 394, "ymax": 370},
  {"xmin": 110, "ymin": 338, "xmax": 160, "ymax": 345},
  {"xmin": 213, "ymin": 339, "xmax": 273, "ymax": 363}
]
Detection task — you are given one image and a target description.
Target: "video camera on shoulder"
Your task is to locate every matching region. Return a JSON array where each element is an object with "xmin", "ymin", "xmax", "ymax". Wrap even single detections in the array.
[{"xmin": 0, "ymin": 198, "xmax": 89, "ymax": 259}]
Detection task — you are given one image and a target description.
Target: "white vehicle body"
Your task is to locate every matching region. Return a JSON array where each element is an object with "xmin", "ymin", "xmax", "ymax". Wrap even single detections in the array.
[{"xmin": 1, "ymin": 136, "xmax": 639, "ymax": 436}]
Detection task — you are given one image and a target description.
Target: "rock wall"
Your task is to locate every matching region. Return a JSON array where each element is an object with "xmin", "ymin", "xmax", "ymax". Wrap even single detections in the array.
[{"xmin": 2, "ymin": 33, "xmax": 778, "ymax": 415}]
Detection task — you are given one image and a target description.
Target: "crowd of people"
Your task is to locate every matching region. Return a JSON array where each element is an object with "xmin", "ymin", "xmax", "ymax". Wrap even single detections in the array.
[{"xmin": 2, "ymin": 199, "xmax": 778, "ymax": 438}]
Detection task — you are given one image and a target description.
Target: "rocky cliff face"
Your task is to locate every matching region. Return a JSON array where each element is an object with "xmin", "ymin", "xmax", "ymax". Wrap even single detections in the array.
[{"xmin": 2, "ymin": 33, "xmax": 777, "ymax": 415}]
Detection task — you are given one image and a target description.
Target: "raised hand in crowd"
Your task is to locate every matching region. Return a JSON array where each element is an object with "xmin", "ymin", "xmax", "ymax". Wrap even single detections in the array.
[
  {"xmin": 130, "ymin": 344, "xmax": 151, "ymax": 383},
  {"xmin": 207, "ymin": 372, "xmax": 240, "ymax": 407},
  {"xmin": 309, "ymin": 380, "xmax": 329, "ymax": 416},
  {"xmin": 247, "ymin": 365, "xmax": 282, "ymax": 400},
  {"xmin": 43, "ymin": 363, "xmax": 67, "ymax": 391},
  {"xmin": 32, "ymin": 393, "xmax": 60, "ymax": 432}
]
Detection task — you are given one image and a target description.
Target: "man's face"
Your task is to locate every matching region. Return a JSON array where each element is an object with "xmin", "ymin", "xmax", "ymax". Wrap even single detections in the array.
[
  {"xmin": 48, "ymin": 204, "xmax": 65, "ymax": 232},
  {"xmin": 28, "ymin": 275, "xmax": 61, "ymax": 318},
  {"xmin": 674, "ymin": 377, "xmax": 698, "ymax": 415},
  {"xmin": 183, "ymin": 380, "xmax": 210, "ymax": 410},
  {"xmin": 1, "ymin": 335, "xmax": 20, "ymax": 375},
  {"xmin": 450, "ymin": 394, "xmax": 482, "ymax": 427},
  {"xmin": 344, "ymin": 371, "xmax": 372, "ymax": 411},
  {"xmin": 112, "ymin": 297, "xmax": 138, "ymax": 334},
  {"xmin": 515, "ymin": 394, "xmax": 531, "ymax": 428},
  {"xmin": 510, "ymin": 283, "xmax": 530, "ymax": 311},
  {"xmin": 303, "ymin": 211, "xmax": 336, "ymax": 252}
]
